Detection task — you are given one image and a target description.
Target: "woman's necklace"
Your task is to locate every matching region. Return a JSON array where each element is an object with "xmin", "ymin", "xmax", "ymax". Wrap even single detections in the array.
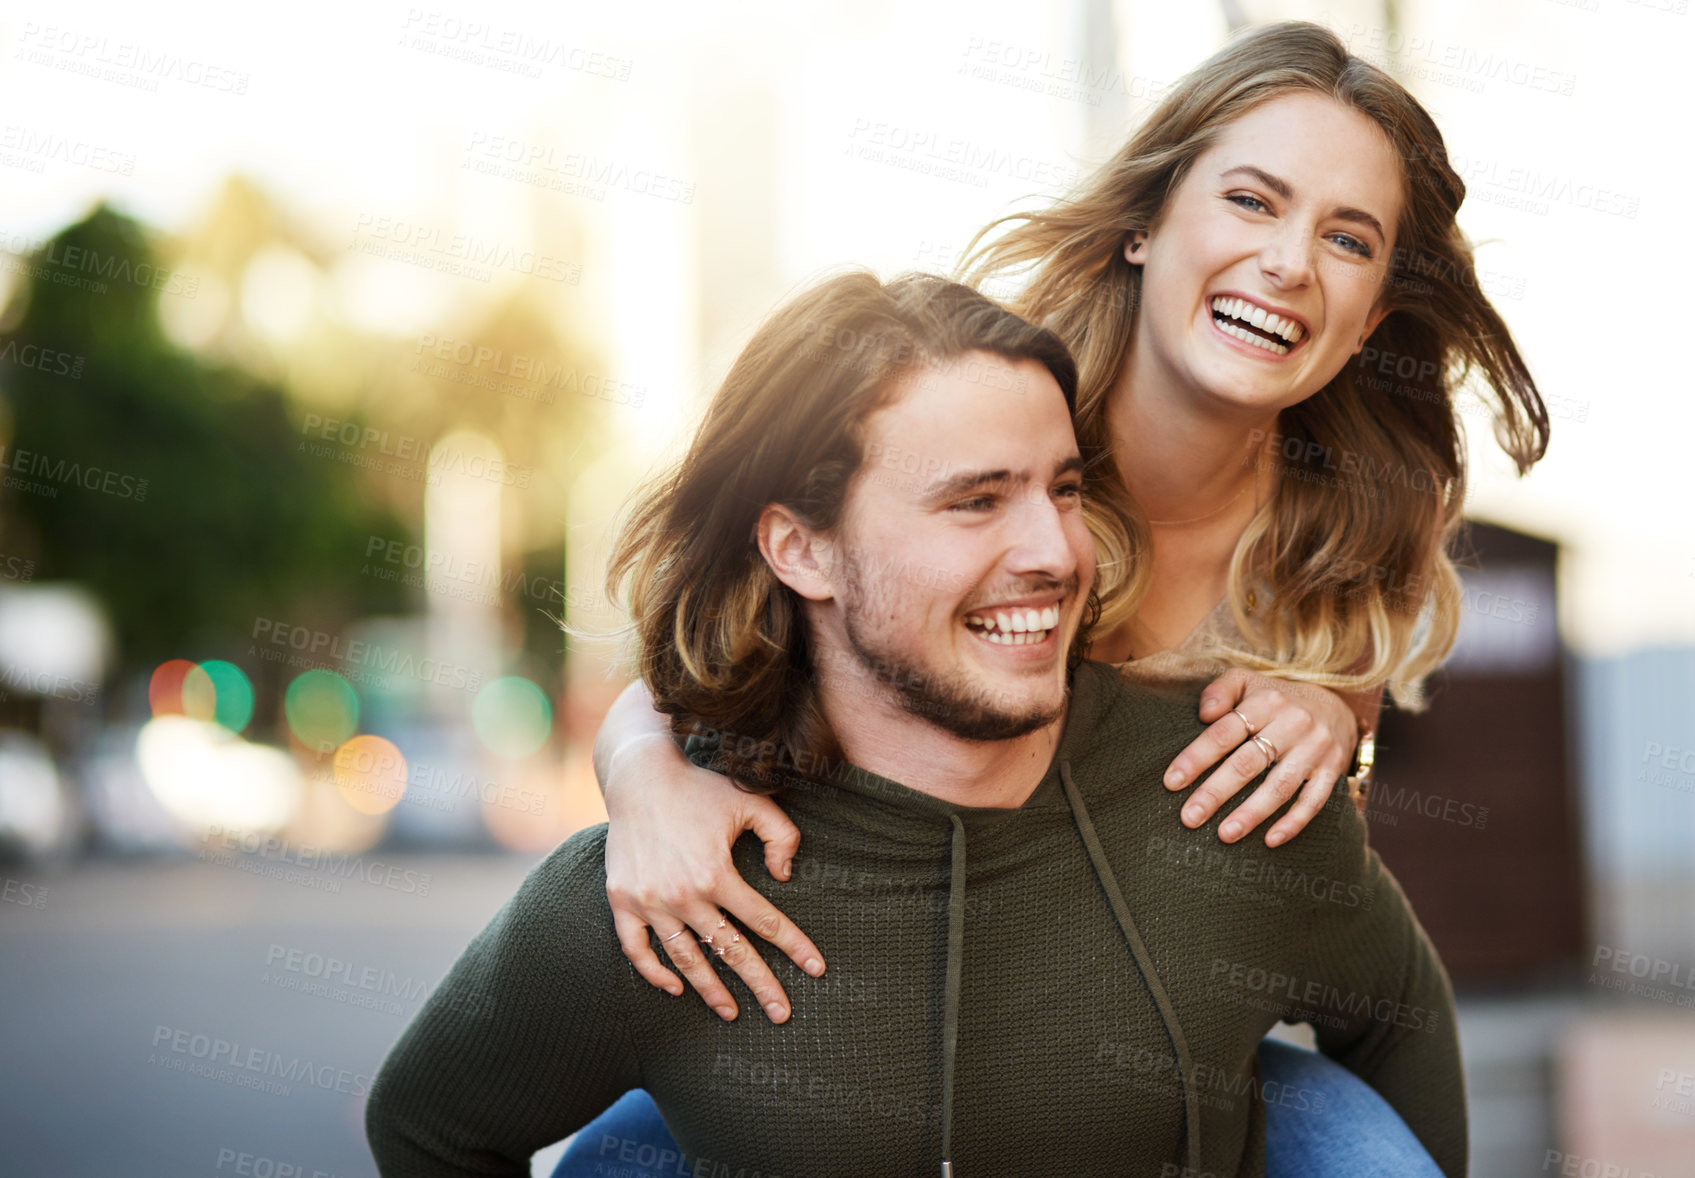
[
  {"xmin": 1121, "ymin": 454, "xmax": 1269, "ymax": 660},
  {"xmin": 1145, "ymin": 454, "xmax": 1264, "ymax": 527},
  {"xmin": 1145, "ymin": 483, "xmax": 1250, "ymax": 527}
]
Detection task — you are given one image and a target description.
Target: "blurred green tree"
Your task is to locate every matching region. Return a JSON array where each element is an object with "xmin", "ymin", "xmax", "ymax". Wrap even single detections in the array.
[{"xmin": 0, "ymin": 204, "xmax": 412, "ymax": 677}]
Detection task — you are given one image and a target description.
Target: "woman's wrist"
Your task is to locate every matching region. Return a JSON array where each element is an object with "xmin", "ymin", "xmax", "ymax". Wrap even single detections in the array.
[
  {"xmin": 604, "ymin": 731, "xmax": 680, "ymax": 790},
  {"xmin": 1347, "ymin": 719, "xmax": 1376, "ymax": 804},
  {"xmin": 1338, "ymin": 684, "xmax": 1382, "ymax": 801}
]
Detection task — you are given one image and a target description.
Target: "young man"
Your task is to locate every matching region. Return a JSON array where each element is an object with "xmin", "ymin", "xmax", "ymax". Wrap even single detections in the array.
[{"xmin": 366, "ymin": 273, "xmax": 1463, "ymax": 1177}]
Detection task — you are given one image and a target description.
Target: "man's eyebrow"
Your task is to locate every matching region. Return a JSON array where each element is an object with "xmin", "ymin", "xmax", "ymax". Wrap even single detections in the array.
[
  {"xmin": 920, "ymin": 469, "xmax": 1015, "ymax": 502},
  {"xmin": 1220, "ymin": 165, "xmax": 1387, "ymax": 242},
  {"xmin": 919, "ymin": 457, "xmax": 1085, "ymax": 501}
]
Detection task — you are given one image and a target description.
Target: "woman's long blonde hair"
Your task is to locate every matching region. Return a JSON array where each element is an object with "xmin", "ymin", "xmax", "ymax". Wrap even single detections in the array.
[{"xmin": 960, "ymin": 20, "xmax": 1547, "ymax": 710}]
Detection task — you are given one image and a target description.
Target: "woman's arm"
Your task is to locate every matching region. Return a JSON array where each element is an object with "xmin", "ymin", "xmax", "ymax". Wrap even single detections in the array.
[
  {"xmin": 595, "ymin": 680, "xmax": 827, "ymax": 1024},
  {"xmin": 1162, "ymin": 670, "xmax": 1380, "ymax": 847}
]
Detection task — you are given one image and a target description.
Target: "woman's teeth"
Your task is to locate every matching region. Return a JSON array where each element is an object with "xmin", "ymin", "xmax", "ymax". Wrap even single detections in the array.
[
  {"xmin": 1209, "ymin": 296, "xmax": 1303, "ymax": 354},
  {"xmin": 964, "ymin": 605, "xmax": 1060, "ymax": 645}
]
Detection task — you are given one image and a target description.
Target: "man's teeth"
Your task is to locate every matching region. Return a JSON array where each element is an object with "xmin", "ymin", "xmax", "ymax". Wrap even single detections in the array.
[
  {"xmin": 1209, "ymin": 296, "xmax": 1303, "ymax": 350},
  {"xmin": 965, "ymin": 606, "xmax": 1061, "ymax": 645}
]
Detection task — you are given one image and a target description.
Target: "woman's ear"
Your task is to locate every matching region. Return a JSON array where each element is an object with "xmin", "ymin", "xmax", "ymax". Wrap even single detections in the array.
[
  {"xmin": 1123, "ymin": 231, "xmax": 1149, "ymax": 266},
  {"xmin": 757, "ymin": 504, "xmax": 835, "ymax": 602},
  {"xmin": 1353, "ymin": 301, "xmax": 1393, "ymax": 355}
]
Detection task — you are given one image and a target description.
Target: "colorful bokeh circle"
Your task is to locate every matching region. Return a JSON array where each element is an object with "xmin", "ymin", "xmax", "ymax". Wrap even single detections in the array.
[
  {"xmin": 471, "ymin": 677, "xmax": 553, "ymax": 759},
  {"xmin": 333, "ymin": 734, "xmax": 408, "ymax": 816},
  {"xmin": 149, "ymin": 658, "xmax": 254, "ymax": 734},
  {"xmin": 284, "ymin": 669, "xmax": 360, "ymax": 752}
]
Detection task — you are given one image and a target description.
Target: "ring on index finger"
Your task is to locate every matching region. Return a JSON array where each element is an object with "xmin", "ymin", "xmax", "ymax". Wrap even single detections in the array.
[{"xmin": 1232, "ymin": 708, "xmax": 1257, "ymax": 737}]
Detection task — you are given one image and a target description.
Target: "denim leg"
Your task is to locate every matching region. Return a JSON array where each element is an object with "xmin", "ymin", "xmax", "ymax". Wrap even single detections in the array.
[
  {"xmin": 1260, "ymin": 1039, "xmax": 1446, "ymax": 1178},
  {"xmin": 550, "ymin": 1051, "xmax": 1444, "ymax": 1177},
  {"xmin": 552, "ymin": 1089, "xmax": 683, "ymax": 1178}
]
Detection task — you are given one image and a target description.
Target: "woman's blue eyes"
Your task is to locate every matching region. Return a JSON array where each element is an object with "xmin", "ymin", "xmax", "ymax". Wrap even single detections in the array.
[{"xmin": 1225, "ymin": 194, "xmax": 1374, "ymax": 258}]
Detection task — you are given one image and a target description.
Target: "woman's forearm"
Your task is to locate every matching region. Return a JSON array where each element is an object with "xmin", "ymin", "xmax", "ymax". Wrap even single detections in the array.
[
  {"xmin": 593, "ymin": 678, "xmax": 681, "ymax": 799},
  {"xmin": 1338, "ymin": 685, "xmax": 1384, "ymax": 738}
]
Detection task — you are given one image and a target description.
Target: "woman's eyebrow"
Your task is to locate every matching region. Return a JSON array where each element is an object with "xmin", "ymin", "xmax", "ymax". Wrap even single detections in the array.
[
  {"xmin": 1220, "ymin": 164, "xmax": 1387, "ymax": 242},
  {"xmin": 1222, "ymin": 164, "xmax": 1293, "ymax": 200}
]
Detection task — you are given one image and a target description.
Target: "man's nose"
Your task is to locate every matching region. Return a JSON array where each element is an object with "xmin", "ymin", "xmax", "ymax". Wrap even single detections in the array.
[{"xmin": 1006, "ymin": 490, "xmax": 1080, "ymax": 582}]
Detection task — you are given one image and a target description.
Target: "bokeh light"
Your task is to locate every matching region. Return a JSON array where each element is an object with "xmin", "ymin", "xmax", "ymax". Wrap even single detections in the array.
[
  {"xmin": 172, "ymin": 659, "xmax": 256, "ymax": 733},
  {"xmin": 147, "ymin": 659, "xmax": 200, "ymax": 717},
  {"xmin": 136, "ymin": 716, "xmax": 303, "ymax": 833},
  {"xmin": 196, "ymin": 660, "xmax": 255, "ymax": 734},
  {"xmin": 283, "ymin": 669, "xmax": 360, "ymax": 752},
  {"xmin": 149, "ymin": 659, "xmax": 255, "ymax": 734},
  {"xmin": 179, "ymin": 664, "xmax": 217, "ymax": 722},
  {"xmin": 332, "ymin": 734, "xmax": 408, "ymax": 816},
  {"xmin": 0, "ymin": 732, "xmax": 67, "ymax": 855},
  {"xmin": 471, "ymin": 677, "xmax": 553, "ymax": 760}
]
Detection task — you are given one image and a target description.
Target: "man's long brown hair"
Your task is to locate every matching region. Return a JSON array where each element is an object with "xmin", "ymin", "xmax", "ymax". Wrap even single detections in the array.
[
  {"xmin": 606, "ymin": 271, "xmax": 1132, "ymax": 791},
  {"xmin": 961, "ymin": 21, "xmax": 1549, "ymax": 710}
]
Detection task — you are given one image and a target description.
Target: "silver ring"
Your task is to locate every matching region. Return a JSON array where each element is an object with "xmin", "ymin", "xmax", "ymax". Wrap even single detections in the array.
[
  {"xmin": 659, "ymin": 928, "xmax": 688, "ymax": 944},
  {"xmin": 1250, "ymin": 733, "xmax": 1279, "ymax": 770},
  {"xmin": 1232, "ymin": 708, "xmax": 1257, "ymax": 737}
]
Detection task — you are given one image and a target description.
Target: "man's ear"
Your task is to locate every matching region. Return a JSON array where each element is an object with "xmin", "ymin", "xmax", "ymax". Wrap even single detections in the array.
[
  {"xmin": 1122, "ymin": 230, "xmax": 1149, "ymax": 266},
  {"xmin": 757, "ymin": 504, "xmax": 835, "ymax": 602},
  {"xmin": 1352, "ymin": 300, "xmax": 1393, "ymax": 355}
]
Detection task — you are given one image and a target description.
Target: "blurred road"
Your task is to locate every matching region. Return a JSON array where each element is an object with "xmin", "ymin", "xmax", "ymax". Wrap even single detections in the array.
[{"xmin": 0, "ymin": 851, "xmax": 542, "ymax": 1178}]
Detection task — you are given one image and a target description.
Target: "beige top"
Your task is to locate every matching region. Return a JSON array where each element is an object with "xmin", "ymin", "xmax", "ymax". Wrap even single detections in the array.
[{"xmin": 1114, "ymin": 591, "xmax": 1260, "ymax": 686}]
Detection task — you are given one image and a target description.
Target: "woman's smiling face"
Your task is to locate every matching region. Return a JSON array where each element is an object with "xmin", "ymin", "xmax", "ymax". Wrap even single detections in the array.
[{"xmin": 1125, "ymin": 91, "xmax": 1406, "ymax": 417}]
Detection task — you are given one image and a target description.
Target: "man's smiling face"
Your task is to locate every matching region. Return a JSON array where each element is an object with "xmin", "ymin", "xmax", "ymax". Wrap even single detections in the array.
[{"xmin": 809, "ymin": 351, "xmax": 1096, "ymax": 740}]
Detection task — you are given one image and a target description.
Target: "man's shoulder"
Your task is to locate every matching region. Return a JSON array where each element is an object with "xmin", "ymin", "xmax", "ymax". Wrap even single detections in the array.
[
  {"xmin": 503, "ymin": 823, "xmax": 613, "ymax": 927},
  {"xmin": 1077, "ymin": 658, "xmax": 1209, "ymax": 713},
  {"xmin": 1066, "ymin": 659, "xmax": 1211, "ymax": 771},
  {"xmin": 1069, "ymin": 659, "xmax": 1366, "ymax": 873}
]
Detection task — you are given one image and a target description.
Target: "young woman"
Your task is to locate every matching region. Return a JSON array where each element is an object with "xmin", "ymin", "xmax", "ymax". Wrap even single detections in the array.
[{"xmin": 558, "ymin": 20, "xmax": 1545, "ymax": 1175}]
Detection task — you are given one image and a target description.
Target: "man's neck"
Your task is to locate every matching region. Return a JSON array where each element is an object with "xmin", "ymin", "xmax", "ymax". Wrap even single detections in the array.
[{"xmin": 816, "ymin": 673, "xmax": 1067, "ymax": 810}]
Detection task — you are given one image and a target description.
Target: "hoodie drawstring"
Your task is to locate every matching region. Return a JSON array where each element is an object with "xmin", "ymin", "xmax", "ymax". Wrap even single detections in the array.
[
  {"xmin": 933, "ymin": 762, "xmax": 1200, "ymax": 1175},
  {"xmin": 1060, "ymin": 759, "xmax": 1203, "ymax": 1169},
  {"xmin": 939, "ymin": 812, "xmax": 966, "ymax": 1178}
]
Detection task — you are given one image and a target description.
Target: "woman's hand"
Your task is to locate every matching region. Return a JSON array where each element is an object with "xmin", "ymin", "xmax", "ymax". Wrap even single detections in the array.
[
  {"xmin": 596, "ymin": 687, "xmax": 826, "ymax": 1024},
  {"xmin": 1161, "ymin": 668, "xmax": 1363, "ymax": 847}
]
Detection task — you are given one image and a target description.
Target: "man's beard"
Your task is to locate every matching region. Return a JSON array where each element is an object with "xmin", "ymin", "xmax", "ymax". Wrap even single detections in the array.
[{"xmin": 836, "ymin": 558, "xmax": 1071, "ymax": 743}]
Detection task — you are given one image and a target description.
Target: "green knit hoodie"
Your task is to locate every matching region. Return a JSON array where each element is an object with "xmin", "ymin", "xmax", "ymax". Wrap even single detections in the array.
[{"xmin": 367, "ymin": 661, "xmax": 1465, "ymax": 1177}]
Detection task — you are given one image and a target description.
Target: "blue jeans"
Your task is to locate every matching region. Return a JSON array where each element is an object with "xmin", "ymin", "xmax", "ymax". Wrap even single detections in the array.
[
  {"xmin": 1257, "ymin": 1039, "xmax": 1445, "ymax": 1176},
  {"xmin": 554, "ymin": 1040, "xmax": 1444, "ymax": 1177}
]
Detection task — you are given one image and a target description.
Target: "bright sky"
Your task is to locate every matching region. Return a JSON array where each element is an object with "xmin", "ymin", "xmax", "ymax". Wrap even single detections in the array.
[{"xmin": 0, "ymin": 0, "xmax": 1687, "ymax": 656}]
